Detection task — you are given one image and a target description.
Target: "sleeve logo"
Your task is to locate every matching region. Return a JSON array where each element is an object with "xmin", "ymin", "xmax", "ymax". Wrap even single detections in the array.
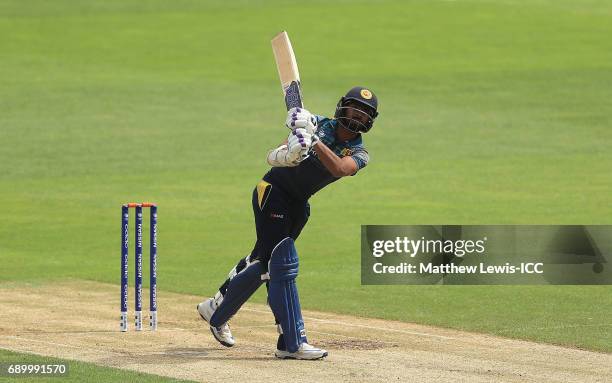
[{"xmin": 341, "ymin": 148, "xmax": 354, "ymax": 156}]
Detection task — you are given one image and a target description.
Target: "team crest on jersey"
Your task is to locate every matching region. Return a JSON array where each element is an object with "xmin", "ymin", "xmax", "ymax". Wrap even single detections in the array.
[
  {"xmin": 360, "ymin": 89, "xmax": 373, "ymax": 100},
  {"xmin": 341, "ymin": 148, "xmax": 354, "ymax": 157}
]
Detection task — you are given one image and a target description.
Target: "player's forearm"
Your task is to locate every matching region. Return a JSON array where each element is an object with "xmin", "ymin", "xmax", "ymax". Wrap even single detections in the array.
[{"xmin": 312, "ymin": 142, "xmax": 355, "ymax": 177}]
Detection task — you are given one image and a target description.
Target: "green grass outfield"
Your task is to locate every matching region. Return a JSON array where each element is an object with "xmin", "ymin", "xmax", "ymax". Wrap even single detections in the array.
[
  {"xmin": 1, "ymin": 1, "xmax": 611, "ymax": 377},
  {"xmin": 0, "ymin": 349, "xmax": 193, "ymax": 382}
]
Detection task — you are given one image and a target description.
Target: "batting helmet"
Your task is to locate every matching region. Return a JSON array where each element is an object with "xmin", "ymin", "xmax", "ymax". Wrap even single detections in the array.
[{"xmin": 334, "ymin": 86, "xmax": 379, "ymax": 133}]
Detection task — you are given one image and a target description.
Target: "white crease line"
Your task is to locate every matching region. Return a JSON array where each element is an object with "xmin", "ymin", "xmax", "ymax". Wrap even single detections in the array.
[
  {"xmin": 140, "ymin": 327, "xmax": 197, "ymax": 332},
  {"xmin": 309, "ymin": 330, "xmax": 399, "ymax": 345},
  {"xmin": 150, "ymin": 325, "xmax": 276, "ymax": 331},
  {"xmin": 241, "ymin": 307, "xmax": 454, "ymax": 340},
  {"xmin": 306, "ymin": 318, "xmax": 454, "ymax": 340},
  {"xmin": 497, "ymin": 323, "xmax": 612, "ymax": 333},
  {"xmin": 231, "ymin": 324, "xmax": 277, "ymax": 330},
  {"xmin": 0, "ymin": 345, "xmax": 40, "ymax": 355},
  {"xmin": 1, "ymin": 335, "xmax": 124, "ymax": 356},
  {"xmin": 186, "ymin": 322, "xmax": 400, "ymax": 345},
  {"xmin": 0, "ymin": 327, "xmax": 192, "ymax": 334}
]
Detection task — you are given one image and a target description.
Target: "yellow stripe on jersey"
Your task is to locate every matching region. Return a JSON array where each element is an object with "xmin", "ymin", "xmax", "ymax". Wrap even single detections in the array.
[{"xmin": 256, "ymin": 180, "xmax": 272, "ymax": 209}]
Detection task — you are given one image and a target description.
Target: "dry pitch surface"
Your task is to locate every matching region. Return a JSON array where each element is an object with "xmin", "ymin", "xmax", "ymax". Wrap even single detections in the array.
[{"xmin": 0, "ymin": 281, "xmax": 609, "ymax": 383}]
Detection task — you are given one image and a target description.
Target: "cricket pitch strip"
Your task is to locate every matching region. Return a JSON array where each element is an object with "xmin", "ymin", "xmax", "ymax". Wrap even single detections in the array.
[{"xmin": 0, "ymin": 281, "xmax": 609, "ymax": 382}]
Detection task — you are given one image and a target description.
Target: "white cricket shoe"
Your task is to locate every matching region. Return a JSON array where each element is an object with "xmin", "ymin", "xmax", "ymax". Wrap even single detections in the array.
[
  {"xmin": 275, "ymin": 343, "xmax": 328, "ymax": 360},
  {"xmin": 197, "ymin": 298, "xmax": 235, "ymax": 347}
]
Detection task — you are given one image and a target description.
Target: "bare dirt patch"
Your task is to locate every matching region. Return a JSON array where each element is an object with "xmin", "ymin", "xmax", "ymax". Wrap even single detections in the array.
[{"xmin": 0, "ymin": 281, "xmax": 610, "ymax": 382}]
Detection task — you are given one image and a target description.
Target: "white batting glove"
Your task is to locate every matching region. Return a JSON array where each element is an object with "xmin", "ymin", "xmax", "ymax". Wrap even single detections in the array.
[
  {"xmin": 286, "ymin": 107, "xmax": 317, "ymax": 135},
  {"xmin": 287, "ymin": 128, "xmax": 313, "ymax": 162}
]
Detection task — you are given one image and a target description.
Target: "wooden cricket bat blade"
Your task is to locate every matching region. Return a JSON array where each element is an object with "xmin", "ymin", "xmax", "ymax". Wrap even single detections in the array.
[{"xmin": 271, "ymin": 31, "xmax": 304, "ymax": 110}]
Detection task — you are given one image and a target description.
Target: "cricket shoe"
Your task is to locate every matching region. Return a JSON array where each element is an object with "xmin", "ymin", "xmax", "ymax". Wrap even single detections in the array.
[
  {"xmin": 197, "ymin": 299, "xmax": 235, "ymax": 347},
  {"xmin": 275, "ymin": 343, "xmax": 328, "ymax": 360}
]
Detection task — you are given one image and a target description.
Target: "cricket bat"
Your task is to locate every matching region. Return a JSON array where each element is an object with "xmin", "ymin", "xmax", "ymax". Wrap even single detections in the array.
[{"xmin": 271, "ymin": 31, "xmax": 304, "ymax": 110}]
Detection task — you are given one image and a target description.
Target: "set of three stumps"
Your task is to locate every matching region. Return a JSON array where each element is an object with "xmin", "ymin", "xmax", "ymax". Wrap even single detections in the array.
[{"xmin": 120, "ymin": 202, "xmax": 157, "ymax": 332}]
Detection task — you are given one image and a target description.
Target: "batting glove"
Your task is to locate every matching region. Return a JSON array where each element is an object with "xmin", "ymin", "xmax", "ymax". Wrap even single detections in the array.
[
  {"xmin": 286, "ymin": 107, "xmax": 318, "ymax": 135},
  {"xmin": 287, "ymin": 128, "xmax": 313, "ymax": 162}
]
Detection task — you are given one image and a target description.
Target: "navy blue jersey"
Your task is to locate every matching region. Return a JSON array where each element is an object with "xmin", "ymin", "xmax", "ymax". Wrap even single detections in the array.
[{"xmin": 263, "ymin": 116, "xmax": 369, "ymax": 201}]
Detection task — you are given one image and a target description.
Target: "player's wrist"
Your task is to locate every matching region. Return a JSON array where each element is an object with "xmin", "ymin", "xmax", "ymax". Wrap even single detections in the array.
[{"xmin": 311, "ymin": 134, "xmax": 320, "ymax": 147}]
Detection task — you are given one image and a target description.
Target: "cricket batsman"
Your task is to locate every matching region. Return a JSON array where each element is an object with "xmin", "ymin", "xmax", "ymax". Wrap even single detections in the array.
[{"xmin": 197, "ymin": 86, "xmax": 379, "ymax": 360}]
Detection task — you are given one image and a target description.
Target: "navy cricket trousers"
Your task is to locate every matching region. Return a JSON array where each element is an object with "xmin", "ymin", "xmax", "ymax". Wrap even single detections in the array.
[{"xmin": 218, "ymin": 180, "xmax": 309, "ymax": 295}]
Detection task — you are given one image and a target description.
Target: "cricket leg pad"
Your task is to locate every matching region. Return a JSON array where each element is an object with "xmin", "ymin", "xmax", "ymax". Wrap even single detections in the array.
[
  {"xmin": 268, "ymin": 237, "xmax": 307, "ymax": 353},
  {"xmin": 210, "ymin": 260, "xmax": 265, "ymax": 327}
]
